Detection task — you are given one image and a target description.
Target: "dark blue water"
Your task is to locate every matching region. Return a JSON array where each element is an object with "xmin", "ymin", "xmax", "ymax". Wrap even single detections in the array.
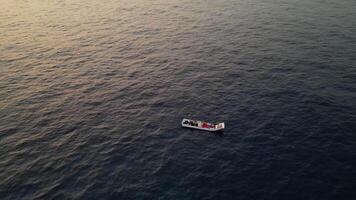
[{"xmin": 1, "ymin": 0, "xmax": 356, "ymax": 199}]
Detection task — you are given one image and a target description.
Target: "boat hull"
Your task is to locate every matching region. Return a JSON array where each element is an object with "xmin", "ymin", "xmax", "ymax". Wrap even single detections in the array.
[{"xmin": 181, "ymin": 118, "xmax": 225, "ymax": 132}]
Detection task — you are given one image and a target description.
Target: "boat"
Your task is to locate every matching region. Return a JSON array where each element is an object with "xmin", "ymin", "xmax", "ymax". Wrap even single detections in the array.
[{"xmin": 181, "ymin": 118, "xmax": 225, "ymax": 132}]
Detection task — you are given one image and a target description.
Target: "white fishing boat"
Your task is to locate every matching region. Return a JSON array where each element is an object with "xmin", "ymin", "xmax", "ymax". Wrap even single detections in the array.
[{"xmin": 181, "ymin": 118, "xmax": 225, "ymax": 132}]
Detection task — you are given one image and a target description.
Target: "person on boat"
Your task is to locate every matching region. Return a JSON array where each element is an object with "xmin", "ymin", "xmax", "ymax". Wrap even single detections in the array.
[
  {"xmin": 202, "ymin": 122, "xmax": 209, "ymax": 128},
  {"xmin": 189, "ymin": 121, "xmax": 196, "ymax": 126}
]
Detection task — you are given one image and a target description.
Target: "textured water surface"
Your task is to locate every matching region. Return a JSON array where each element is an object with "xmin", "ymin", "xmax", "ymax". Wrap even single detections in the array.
[{"xmin": 1, "ymin": 0, "xmax": 356, "ymax": 199}]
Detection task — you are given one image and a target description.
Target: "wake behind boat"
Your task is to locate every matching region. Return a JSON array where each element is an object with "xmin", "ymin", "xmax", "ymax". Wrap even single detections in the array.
[{"xmin": 181, "ymin": 118, "xmax": 225, "ymax": 132}]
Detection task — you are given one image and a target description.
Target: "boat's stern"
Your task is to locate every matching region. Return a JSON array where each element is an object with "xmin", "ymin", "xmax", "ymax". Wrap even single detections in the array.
[
  {"xmin": 220, "ymin": 122, "xmax": 225, "ymax": 129},
  {"xmin": 217, "ymin": 122, "xmax": 225, "ymax": 130}
]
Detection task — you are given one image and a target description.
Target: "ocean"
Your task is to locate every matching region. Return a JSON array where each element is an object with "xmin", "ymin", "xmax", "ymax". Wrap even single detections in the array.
[{"xmin": 1, "ymin": 0, "xmax": 356, "ymax": 199}]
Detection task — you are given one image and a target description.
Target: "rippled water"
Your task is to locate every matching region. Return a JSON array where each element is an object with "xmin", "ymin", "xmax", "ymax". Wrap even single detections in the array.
[{"xmin": 1, "ymin": 0, "xmax": 356, "ymax": 199}]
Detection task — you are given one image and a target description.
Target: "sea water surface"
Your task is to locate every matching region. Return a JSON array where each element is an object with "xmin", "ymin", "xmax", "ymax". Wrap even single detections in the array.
[{"xmin": 1, "ymin": 0, "xmax": 356, "ymax": 199}]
